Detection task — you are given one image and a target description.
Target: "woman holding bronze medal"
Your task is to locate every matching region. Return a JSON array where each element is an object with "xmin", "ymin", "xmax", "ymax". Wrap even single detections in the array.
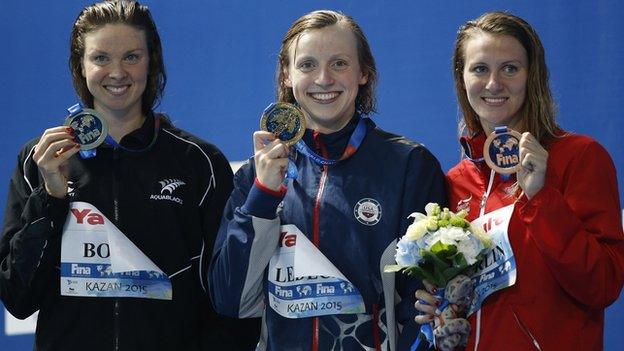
[
  {"xmin": 413, "ymin": 12, "xmax": 624, "ymax": 351},
  {"xmin": 0, "ymin": 1, "xmax": 260, "ymax": 350},
  {"xmin": 208, "ymin": 9, "xmax": 447, "ymax": 351}
]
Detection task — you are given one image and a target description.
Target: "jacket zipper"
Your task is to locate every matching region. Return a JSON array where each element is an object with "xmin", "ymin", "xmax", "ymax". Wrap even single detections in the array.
[
  {"xmin": 311, "ymin": 133, "xmax": 329, "ymax": 351},
  {"xmin": 473, "ymin": 169, "xmax": 496, "ymax": 351},
  {"xmin": 112, "ymin": 148, "xmax": 120, "ymax": 351},
  {"xmin": 512, "ymin": 310, "xmax": 542, "ymax": 350}
]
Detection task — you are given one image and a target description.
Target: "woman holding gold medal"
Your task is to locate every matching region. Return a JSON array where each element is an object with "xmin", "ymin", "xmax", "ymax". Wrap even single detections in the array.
[
  {"xmin": 0, "ymin": 1, "xmax": 259, "ymax": 350},
  {"xmin": 414, "ymin": 12, "xmax": 624, "ymax": 351},
  {"xmin": 209, "ymin": 9, "xmax": 446, "ymax": 351}
]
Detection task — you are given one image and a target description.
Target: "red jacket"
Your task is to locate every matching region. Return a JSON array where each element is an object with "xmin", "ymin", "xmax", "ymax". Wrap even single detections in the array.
[{"xmin": 447, "ymin": 132, "xmax": 624, "ymax": 351}]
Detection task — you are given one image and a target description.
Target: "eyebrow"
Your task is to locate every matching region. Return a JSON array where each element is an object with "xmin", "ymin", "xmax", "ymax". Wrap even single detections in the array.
[
  {"xmin": 294, "ymin": 53, "xmax": 352, "ymax": 64},
  {"xmin": 468, "ymin": 59, "xmax": 525, "ymax": 66},
  {"xmin": 86, "ymin": 48, "xmax": 145, "ymax": 55}
]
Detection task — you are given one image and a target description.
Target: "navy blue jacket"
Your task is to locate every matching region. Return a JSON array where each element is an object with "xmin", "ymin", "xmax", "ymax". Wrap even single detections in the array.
[{"xmin": 209, "ymin": 116, "xmax": 446, "ymax": 351}]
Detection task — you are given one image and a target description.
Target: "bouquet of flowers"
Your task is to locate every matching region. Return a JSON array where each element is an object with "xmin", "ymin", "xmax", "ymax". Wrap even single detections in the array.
[{"xmin": 385, "ymin": 203, "xmax": 492, "ymax": 350}]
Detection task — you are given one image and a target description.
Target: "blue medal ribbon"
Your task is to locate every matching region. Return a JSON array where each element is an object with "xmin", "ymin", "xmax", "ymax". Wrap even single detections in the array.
[
  {"xmin": 284, "ymin": 116, "xmax": 368, "ymax": 180},
  {"xmin": 293, "ymin": 116, "xmax": 368, "ymax": 166}
]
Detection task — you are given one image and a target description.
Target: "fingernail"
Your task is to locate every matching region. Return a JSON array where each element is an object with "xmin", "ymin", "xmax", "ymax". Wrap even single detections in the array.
[
  {"xmin": 66, "ymin": 127, "xmax": 74, "ymax": 134},
  {"xmin": 432, "ymin": 287, "xmax": 438, "ymax": 294},
  {"xmin": 435, "ymin": 300, "xmax": 441, "ymax": 307},
  {"xmin": 74, "ymin": 144, "xmax": 81, "ymax": 149}
]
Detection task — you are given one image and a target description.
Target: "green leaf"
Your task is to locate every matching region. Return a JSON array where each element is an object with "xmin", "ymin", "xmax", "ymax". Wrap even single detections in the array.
[
  {"xmin": 452, "ymin": 252, "xmax": 469, "ymax": 268},
  {"xmin": 430, "ymin": 241, "xmax": 457, "ymax": 260},
  {"xmin": 422, "ymin": 251, "xmax": 450, "ymax": 286},
  {"xmin": 404, "ymin": 266, "xmax": 437, "ymax": 285},
  {"xmin": 383, "ymin": 265, "xmax": 404, "ymax": 273},
  {"xmin": 433, "ymin": 265, "xmax": 447, "ymax": 287},
  {"xmin": 443, "ymin": 266, "xmax": 466, "ymax": 280}
]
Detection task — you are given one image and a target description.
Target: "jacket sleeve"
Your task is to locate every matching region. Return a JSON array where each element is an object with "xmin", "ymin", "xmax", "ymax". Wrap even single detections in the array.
[
  {"xmin": 0, "ymin": 146, "xmax": 69, "ymax": 319},
  {"xmin": 198, "ymin": 147, "xmax": 234, "ymax": 293},
  {"xmin": 208, "ymin": 161, "xmax": 283, "ymax": 318},
  {"xmin": 519, "ymin": 140, "xmax": 624, "ymax": 308},
  {"xmin": 196, "ymin": 148, "xmax": 262, "ymax": 350},
  {"xmin": 396, "ymin": 146, "xmax": 448, "ymax": 349}
]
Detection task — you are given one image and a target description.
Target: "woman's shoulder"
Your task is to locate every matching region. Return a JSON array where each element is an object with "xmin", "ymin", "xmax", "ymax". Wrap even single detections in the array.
[
  {"xmin": 368, "ymin": 124, "xmax": 441, "ymax": 168},
  {"xmin": 159, "ymin": 117, "xmax": 229, "ymax": 162},
  {"xmin": 547, "ymin": 132, "xmax": 617, "ymax": 178},
  {"xmin": 549, "ymin": 132, "xmax": 609, "ymax": 159}
]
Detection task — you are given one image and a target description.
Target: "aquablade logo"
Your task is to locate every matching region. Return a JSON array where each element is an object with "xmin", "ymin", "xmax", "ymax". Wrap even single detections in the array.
[{"xmin": 149, "ymin": 178, "xmax": 185, "ymax": 204}]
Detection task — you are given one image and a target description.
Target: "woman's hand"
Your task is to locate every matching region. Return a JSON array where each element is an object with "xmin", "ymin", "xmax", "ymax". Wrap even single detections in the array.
[
  {"xmin": 414, "ymin": 280, "xmax": 440, "ymax": 324},
  {"xmin": 517, "ymin": 132, "xmax": 548, "ymax": 199},
  {"xmin": 253, "ymin": 131, "xmax": 290, "ymax": 191},
  {"xmin": 33, "ymin": 126, "xmax": 79, "ymax": 198}
]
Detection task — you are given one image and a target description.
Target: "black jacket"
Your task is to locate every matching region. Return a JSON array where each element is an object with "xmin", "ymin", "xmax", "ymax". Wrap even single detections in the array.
[{"xmin": 0, "ymin": 114, "xmax": 260, "ymax": 350}]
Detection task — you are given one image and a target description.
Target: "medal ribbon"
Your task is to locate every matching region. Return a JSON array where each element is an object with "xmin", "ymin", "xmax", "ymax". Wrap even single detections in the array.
[
  {"xmin": 284, "ymin": 117, "xmax": 367, "ymax": 180},
  {"xmin": 294, "ymin": 117, "xmax": 368, "ymax": 166}
]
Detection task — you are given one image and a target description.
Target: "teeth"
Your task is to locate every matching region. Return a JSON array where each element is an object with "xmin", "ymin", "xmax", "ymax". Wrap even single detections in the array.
[
  {"xmin": 311, "ymin": 92, "xmax": 339, "ymax": 101},
  {"xmin": 106, "ymin": 86, "xmax": 128, "ymax": 94},
  {"xmin": 483, "ymin": 97, "xmax": 506, "ymax": 103}
]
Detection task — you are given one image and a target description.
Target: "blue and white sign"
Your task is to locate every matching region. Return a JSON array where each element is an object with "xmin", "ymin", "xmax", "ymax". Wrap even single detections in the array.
[
  {"xmin": 467, "ymin": 205, "xmax": 517, "ymax": 316},
  {"xmin": 60, "ymin": 202, "xmax": 172, "ymax": 300},
  {"xmin": 268, "ymin": 225, "xmax": 365, "ymax": 318}
]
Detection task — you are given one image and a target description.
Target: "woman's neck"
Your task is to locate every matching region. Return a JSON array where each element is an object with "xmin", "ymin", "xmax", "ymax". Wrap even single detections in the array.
[{"xmin": 96, "ymin": 103, "xmax": 146, "ymax": 141}]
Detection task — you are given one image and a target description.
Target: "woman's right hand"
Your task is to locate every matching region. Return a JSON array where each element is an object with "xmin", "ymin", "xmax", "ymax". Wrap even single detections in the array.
[
  {"xmin": 33, "ymin": 126, "xmax": 79, "ymax": 198},
  {"xmin": 414, "ymin": 280, "xmax": 441, "ymax": 324},
  {"xmin": 253, "ymin": 131, "xmax": 290, "ymax": 191}
]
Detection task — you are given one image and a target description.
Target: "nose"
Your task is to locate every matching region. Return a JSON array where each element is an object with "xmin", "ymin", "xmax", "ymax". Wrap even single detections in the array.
[
  {"xmin": 485, "ymin": 72, "xmax": 502, "ymax": 93},
  {"xmin": 314, "ymin": 66, "xmax": 334, "ymax": 88},
  {"xmin": 108, "ymin": 60, "xmax": 128, "ymax": 80}
]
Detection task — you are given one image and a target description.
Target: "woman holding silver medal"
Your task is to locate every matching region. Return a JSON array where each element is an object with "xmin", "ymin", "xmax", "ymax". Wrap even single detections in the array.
[
  {"xmin": 413, "ymin": 12, "xmax": 624, "ymax": 351},
  {"xmin": 0, "ymin": 1, "xmax": 260, "ymax": 350},
  {"xmin": 208, "ymin": 9, "xmax": 446, "ymax": 351}
]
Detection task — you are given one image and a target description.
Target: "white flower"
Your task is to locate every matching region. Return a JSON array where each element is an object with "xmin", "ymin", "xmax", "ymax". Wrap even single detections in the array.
[
  {"xmin": 405, "ymin": 220, "xmax": 428, "ymax": 241},
  {"xmin": 456, "ymin": 235, "xmax": 484, "ymax": 265},
  {"xmin": 425, "ymin": 203, "xmax": 441, "ymax": 217}
]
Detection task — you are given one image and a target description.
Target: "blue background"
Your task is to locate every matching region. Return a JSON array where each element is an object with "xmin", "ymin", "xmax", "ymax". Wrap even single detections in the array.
[{"xmin": 1, "ymin": 0, "xmax": 622, "ymax": 349}]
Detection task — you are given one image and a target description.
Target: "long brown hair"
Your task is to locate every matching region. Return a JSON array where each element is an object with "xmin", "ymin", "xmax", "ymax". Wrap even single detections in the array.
[
  {"xmin": 276, "ymin": 10, "xmax": 377, "ymax": 116},
  {"xmin": 69, "ymin": 0, "xmax": 166, "ymax": 114},
  {"xmin": 453, "ymin": 12, "xmax": 559, "ymax": 140}
]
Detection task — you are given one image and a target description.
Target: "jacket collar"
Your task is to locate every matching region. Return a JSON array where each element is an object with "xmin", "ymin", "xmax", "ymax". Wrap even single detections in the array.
[
  {"xmin": 460, "ymin": 132, "xmax": 486, "ymax": 163},
  {"xmin": 302, "ymin": 114, "xmax": 362, "ymax": 160},
  {"xmin": 118, "ymin": 112, "xmax": 156, "ymax": 149}
]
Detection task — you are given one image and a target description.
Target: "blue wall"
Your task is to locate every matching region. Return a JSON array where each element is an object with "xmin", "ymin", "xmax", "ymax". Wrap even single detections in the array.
[{"xmin": 1, "ymin": 0, "xmax": 622, "ymax": 349}]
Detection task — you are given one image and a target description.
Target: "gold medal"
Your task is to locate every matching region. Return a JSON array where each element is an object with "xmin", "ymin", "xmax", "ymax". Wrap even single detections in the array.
[{"xmin": 260, "ymin": 102, "xmax": 305, "ymax": 146}]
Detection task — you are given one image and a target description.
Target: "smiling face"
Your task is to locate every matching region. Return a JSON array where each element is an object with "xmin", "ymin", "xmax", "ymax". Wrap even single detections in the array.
[
  {"xmin": 283, "ymin": 24, "xmax": 368, "ymax": 133},
  {"xmin": 81, "ymin": 23, "xmax": 149, "ymax": 120},
  {"xmin": 462, "ymin": 31, "xmax": 528, "ymax": 134}
]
